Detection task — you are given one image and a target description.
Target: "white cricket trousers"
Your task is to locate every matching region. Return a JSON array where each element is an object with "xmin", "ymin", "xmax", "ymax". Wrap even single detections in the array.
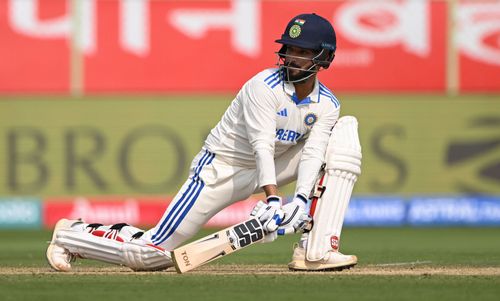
[{"xmin": 142, "ymin": 143, "xmax": 304, "ymax": 250}]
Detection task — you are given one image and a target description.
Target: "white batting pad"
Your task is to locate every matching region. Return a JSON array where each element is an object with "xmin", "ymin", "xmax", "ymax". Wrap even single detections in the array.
[
  {"xmin": 56, "ymin": 230, "xmax": 173, "ymax": 271},
  {"xmin": 306, "ymin": 116, "xmax": 362, "ymax": 261}
]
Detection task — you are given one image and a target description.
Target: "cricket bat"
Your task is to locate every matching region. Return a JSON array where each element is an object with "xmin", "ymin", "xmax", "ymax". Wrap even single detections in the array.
[{"xmin": 171, "ymin": 218, "xmax": 264, "ymax": 273}]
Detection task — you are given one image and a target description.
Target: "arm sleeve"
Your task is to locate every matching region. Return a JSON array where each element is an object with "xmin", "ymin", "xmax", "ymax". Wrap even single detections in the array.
[
  {"xmin": 242, "ymin": 80, "xmax": 279, "ymax": 187},
  {"xmin": 295, "ymin": 105, "xmax": 340, "ymax": 197}
]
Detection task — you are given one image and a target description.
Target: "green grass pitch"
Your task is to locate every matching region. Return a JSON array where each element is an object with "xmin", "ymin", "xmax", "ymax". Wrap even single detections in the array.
[{"xmin": 1, "ymin": 227, "xmax": 499, "ymax": 301}]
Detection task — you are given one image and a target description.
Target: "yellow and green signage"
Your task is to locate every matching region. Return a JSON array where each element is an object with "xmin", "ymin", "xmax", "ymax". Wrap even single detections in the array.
[{"xmin": 1, "ymin": 95, "xmax": 499, "ymax": 196}]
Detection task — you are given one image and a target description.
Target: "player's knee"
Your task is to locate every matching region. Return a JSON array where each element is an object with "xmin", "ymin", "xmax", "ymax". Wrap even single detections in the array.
[
  {"xmin": 122, "ymin": 242, "xmax": 173, "ymax": 271},
  {"xmin": 326, "ymin": 116, "xmax": 362, "ymax": 175}
]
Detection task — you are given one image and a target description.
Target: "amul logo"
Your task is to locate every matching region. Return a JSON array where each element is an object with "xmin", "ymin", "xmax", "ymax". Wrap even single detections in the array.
[{"xmin": 446, "ymin": 117, "xmax": 500, "ymax": 193}]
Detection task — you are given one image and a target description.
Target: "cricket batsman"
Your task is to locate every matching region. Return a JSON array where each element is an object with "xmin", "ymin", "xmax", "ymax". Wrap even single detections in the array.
[{"xmin": 47, "ymin": 13, "xmax": 362, "ymax": 272}]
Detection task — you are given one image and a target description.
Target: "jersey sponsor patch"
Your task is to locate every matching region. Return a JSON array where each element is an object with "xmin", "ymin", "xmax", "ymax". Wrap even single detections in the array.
[
  {"xmin": 276, "ymin": 128, "xmax": 302, "ymax": 142},
  {"xmin": 304, "ymin": 113, "xmax": 317, "ymax": 127}
]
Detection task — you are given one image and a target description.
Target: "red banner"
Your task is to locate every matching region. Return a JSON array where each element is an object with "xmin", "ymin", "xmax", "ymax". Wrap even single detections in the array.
[
  {"xmin": 0, "ymin": 0, "xmax": 499, "ymax": 93},
  {"xmin": 85, "ymin": 0, "xmax": 448, "ymax": 92},
  {"xmin": 458, "ymin": 1, "xmax": 500, "ymax": 92},
  {"xmin": 0, "ymin": 0, "xmax": 69, "ymax": 93},
  {"xmin": 42, "ymin": 196, "xmax": 258, "ymax": 228}
]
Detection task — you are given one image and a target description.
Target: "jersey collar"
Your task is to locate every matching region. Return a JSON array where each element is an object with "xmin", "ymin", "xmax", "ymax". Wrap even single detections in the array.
[{"xmin": 283, "ymin": 78, "xmax": 320, "ymax": 106}]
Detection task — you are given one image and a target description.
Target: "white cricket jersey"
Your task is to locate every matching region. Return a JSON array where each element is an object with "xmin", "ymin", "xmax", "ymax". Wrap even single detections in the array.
[{"xmin": 204, "ymin": 68, "xmax": 340, "ymax": 197}]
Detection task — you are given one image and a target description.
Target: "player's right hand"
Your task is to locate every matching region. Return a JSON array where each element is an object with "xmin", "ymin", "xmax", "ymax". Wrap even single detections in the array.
[
  {"xmin": 250, "ymin": 196, "xmax": 284, "ymax": 234},
  {"xmin": 277, "ymin": 195, "xmax": 312, "ymax": 235}
]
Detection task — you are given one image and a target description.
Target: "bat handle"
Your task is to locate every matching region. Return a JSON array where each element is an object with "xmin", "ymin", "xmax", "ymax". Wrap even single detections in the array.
[
  {"xmin": 277, "ymin": 227, "xmax": 295, "ymax": 235},
  {"xmin": 277, "ymin": 220, "xmax": 313, "ymax": 236}
]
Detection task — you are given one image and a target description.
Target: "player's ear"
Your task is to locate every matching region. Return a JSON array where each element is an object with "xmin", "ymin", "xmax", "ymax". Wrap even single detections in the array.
[
  {"xmin": 315, "ymin": 50, "xmax": 335, "ymax": 69},
  {"xmin": 323, "ymin": 51, "xmax": 335, "ymax": 69}
]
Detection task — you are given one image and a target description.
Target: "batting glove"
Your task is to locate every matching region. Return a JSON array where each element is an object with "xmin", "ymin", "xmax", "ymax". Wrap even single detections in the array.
[
  {"xmin": 250, "ymin": 196, "xmax": 284, "ymax": 234},
  {"xmin": 260, "ymin": 231, "xmax": 278, "ymax": 244},
  {"xmin": 277, "ymin": 194, "xmax": 312, "ymax": 235}
]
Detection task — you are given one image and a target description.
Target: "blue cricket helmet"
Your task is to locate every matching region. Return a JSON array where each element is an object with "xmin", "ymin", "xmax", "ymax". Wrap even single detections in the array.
[{"xmin": 275, "ymin": 13, "xmax": 336, "ymax": 68}]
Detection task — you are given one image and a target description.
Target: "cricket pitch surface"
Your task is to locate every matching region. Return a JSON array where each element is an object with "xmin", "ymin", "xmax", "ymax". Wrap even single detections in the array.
[{"xmin": 2, "ymin": 264, "xmax": 500, "ymax": 276}]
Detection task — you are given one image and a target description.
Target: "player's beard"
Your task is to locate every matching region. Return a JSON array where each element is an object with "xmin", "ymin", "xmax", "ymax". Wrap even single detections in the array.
[{"xmin": 282, "ymin": 62, "xmax": 317, "ymax": 83}]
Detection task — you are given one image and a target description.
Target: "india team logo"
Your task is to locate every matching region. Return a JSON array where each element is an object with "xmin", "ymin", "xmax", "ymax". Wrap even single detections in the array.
[
  {"xmin": 304, "ymin": 113, "xmax": 317, "ymax": 127},
  {"xmin": 289, "ymin": 25, "xmax": 302, "ymax": 38}
]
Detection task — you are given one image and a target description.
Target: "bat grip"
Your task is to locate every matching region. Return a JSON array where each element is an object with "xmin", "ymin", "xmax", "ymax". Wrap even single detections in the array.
[
  {"xmin": 277, "ymin": 227, "xmax": 295, "ymax": 236},
  {"xmin": 277, "ymin": 219, "xmax": 313, "ymax": 236}
]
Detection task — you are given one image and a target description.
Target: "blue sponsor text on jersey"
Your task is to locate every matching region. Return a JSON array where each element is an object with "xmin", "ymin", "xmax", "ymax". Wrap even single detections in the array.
[{"xmin": 276, "ymin": 128, "xmax": 302, "ymax": 142}]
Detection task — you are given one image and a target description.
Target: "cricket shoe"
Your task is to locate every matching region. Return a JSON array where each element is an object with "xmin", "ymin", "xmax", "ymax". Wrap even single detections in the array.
[
  {"xmin": 288, "ymin": 245, "xmax": 357, "ymax": 271},
  {"xmin": 46, "ymin": 218, "xmax": 83, "ymax": 272}
]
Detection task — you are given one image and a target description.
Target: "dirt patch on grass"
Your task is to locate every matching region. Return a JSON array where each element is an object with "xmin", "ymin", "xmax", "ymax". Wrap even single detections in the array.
[{"xmin": 1, "ymin": 264, "xmax": 500, "ymax": 276}]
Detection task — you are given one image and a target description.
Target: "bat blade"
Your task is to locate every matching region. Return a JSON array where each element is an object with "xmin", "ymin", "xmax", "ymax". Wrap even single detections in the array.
[{"xmin": 171, "ymin": 218, "xmax": 264, "ymax": 273}]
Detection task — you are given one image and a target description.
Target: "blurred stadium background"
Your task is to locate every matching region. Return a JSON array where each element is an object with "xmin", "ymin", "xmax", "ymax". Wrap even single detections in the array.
[{"xmin": 1, "ymin": 0, "xmax": 499, "ymax": 240}]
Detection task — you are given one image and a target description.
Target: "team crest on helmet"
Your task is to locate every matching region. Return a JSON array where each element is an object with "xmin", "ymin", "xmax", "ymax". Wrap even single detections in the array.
[
  {"xmin": 289, "ymin": 24, "xmax": 302, "ymax": 38},
  {"xmin": 304, "ymin": 113, "xmax": 317, "ymax": 127}
]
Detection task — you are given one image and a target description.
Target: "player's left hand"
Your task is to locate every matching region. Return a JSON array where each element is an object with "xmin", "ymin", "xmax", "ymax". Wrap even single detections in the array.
[
  {"xmin": 277, "ymin": 195, "xmax": 312, "ymax": 235},
  {"xmin": 250, "ymin": 196, "xmax": 284, "ymax": 234}
]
